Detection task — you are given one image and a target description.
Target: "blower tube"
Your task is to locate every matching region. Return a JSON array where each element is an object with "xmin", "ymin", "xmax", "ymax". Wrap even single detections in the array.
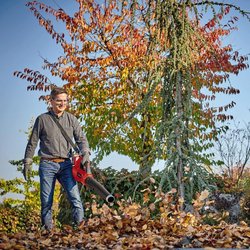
[{"xmin": 85, "ymin": 177, "xmax": 115, "ymax": 203}]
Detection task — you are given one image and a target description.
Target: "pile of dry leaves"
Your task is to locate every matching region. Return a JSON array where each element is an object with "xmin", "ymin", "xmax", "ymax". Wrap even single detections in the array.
[{"xmin": 0, "ymin": 191, "xmax": 250, "ymax": 249}]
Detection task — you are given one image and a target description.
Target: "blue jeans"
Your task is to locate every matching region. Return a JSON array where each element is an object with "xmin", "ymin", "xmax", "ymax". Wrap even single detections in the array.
[{"xmin": 39, "ymin": 159, "xmax": 84, "ymax": 229}]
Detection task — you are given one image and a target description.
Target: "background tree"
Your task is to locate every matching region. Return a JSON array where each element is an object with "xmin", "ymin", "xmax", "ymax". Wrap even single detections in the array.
[
  {"xmin": 149, "ymin": 1, "xmax": 249, "ymax": 200},
  {"xmin": 216, "ymin": 120, "xmax": 250, "ymax": 186}
]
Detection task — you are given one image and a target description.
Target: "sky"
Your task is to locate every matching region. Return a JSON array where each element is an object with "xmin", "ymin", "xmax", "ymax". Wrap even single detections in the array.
[{"xmin": 0, "ymin": 0, "xmax": 250, "ymax": 187}]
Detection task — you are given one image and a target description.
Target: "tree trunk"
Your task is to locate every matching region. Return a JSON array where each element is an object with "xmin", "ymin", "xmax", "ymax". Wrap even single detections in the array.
[{"xmin": 175, "ymin": 71, "xmax": 185, "ymax": 202}]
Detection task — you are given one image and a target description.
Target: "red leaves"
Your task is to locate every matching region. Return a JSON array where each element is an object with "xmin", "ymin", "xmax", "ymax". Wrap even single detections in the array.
[
  {"xmin": 13, "ymin": 69, "xmax": 53, "ymax": 92},
  {"xmin": 205, "ymin": 6, "xmax": 230, "ymax": 29},
  {"xmin": 26, "ymin": 1, "xmax": 66, "ymax": 45},
  {"xmin": 189, "ymin": 7, "xmax": 249, "ymax": 129}
]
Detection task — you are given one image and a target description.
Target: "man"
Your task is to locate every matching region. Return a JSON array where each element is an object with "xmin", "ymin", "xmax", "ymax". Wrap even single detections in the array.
[{"xmin": 23, "ymin": 87, "xmax": 90, "ymax": 231}]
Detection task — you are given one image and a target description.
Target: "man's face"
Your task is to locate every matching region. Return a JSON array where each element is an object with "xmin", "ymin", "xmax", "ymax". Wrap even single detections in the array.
[{"xmin": 50, "ymin": 93, "xmax": 68, "ymax": 114}]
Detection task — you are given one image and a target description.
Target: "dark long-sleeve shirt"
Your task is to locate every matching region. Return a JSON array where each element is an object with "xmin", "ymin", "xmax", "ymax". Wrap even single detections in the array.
[{"xmin": 24, "ymin": 110, "xmax": 90, "ymax": 160}]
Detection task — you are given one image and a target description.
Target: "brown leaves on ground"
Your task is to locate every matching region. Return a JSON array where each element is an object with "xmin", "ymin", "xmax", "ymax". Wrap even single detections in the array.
[{"xmin": 0, "ymin": 192, "xmax": 250, "ymax": 249}]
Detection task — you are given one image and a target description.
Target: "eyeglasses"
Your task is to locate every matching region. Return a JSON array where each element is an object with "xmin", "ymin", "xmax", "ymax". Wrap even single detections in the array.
[{"xmin": 53, "ymin": 99, "xmax": 68, "ymax": 104}]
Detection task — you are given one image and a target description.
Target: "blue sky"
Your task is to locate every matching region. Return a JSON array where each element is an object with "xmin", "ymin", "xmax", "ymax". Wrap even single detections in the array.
[{"xmin": 0, "ymin": 0, "xmax": 250, "ymax": 183}]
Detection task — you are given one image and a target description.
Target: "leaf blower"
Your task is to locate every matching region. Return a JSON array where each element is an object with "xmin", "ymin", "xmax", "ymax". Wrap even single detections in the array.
[{"xmin": 72, "ymin": 155, "xmax": 115, "ymax": 203}]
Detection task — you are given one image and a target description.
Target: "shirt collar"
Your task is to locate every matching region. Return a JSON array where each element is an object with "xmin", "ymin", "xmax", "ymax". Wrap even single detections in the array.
[{"xmin": 49, "ymin": 110, "xmax": 65, "ymax": 119}]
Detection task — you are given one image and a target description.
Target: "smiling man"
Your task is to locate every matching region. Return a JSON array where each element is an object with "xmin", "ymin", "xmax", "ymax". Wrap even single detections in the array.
[{"xmin": 23, "ymin": 87, "xmax": 90, "ymax": 232}]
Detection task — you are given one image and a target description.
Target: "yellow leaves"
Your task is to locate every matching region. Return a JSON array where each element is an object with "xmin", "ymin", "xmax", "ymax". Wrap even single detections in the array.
[
  {"xmin": 91, "ymin": 202, "xmax": 99, "ymax": 215},
  {"xmin": 81, "ymin": 41, "xmax": 96, "ymax": 53},
  {"xmin": 135, "ymin": 214, "xmax": 142, "ymax": 221},
  {"xmin": 115, "ymin": 219, "xmax": 123, "ymax": 229},
  {"xmin": 181, "ymin": 212, "xmax": 197, "ymax": 227},
  {"xmin": 104, "ymin": 229, "xmax": 119, "ymax": 242},
  {"xmin": 141, "ymin": 188, "xmax": 151, "ymax": 203},
  {"xmin": 123, "ymin": 203, "xmax": 140, "ymax": 217},
  {"xmin": 199, "ymin": 189, "xmax": 210, "ymax": 201},
  {"xmin": 193, "ymin": 189, "xmax": 210, "ymax": 210},
  {"xmin": 121, "ymin": 67, "xmax": 129, "ymax": 81}
]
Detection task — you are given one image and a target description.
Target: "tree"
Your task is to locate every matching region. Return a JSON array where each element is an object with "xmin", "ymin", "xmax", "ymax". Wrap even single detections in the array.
[
  {"xmin": 216, "ymin": 120, "xmax": 250, "ymax": 185},
  {"xmin": 15, "ymin": 0, "xmax": 162, "ymax": 174},
  {"xmin": 14, "ymin": 0, "xmax": 249, "ymax": 202}
]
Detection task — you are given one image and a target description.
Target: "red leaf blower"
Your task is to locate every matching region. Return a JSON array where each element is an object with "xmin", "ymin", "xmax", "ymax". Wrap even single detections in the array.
[{"xmin": 72, "ymin": 155, "xmax": 115, "ymax": 203}]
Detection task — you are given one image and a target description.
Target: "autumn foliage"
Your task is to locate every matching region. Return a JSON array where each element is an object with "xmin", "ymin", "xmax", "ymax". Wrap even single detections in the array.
[{"xmin": 13, "ymin": 1, "xmax": 248, "ymax": 157}]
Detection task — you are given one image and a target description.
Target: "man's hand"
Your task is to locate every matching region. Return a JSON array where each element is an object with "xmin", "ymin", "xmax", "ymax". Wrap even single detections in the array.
[
  {"xmin": 81, "ymin": 151, "xmax": 90, "ymax": 167},
  {"xmin": 23, "ymin": 164, "xmax": 32, "ymax": 181},
  {"xmin": 22, "ymin": 158, "xmax": 32, "ymax": 181}
]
